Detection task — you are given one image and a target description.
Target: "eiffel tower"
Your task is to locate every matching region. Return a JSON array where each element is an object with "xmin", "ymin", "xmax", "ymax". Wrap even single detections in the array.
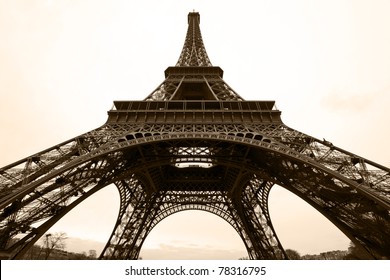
[{"xmin": 1, "ymin": 12, "xmax": 390, "ymax": 260}]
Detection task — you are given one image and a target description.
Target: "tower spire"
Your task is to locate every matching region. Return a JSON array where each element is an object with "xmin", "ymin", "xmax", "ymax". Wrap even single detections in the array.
[
  {"xmin": 145, "ymin": 12, "xmax": 243, "ymax": 101},
  {"xmin": 176, "ymin": 12, "xmax": 212, "ymax": 66}
]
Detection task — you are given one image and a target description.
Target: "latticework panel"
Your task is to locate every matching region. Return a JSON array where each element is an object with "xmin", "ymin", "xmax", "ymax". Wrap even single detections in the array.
[
  {"xmin": 144, "ymin": 74, "xmax": 243, "ymax": 101},
  {"xmin": 246, "ymin": 123, "xmax": 390, "ymax": 207}
]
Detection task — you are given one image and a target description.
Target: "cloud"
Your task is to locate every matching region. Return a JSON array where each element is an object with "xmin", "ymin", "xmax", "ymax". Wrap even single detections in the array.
[
  {"xmin": 322, "ymin": 90, "xmax": 375, "ymax": 113},
  {"xmin": 66, "ymin": 237, "xmax": 105, "ymax": 255},
  {"xmin": 63, "ymin": 235, "xmax": 248, "ymax": 260},
  {"xmin": 65, "ymin": 237, "xmax": 247, "ymax": 259},
  {"xmin": 321, "ymin": 85, "xmax": 390, "ymax": 113},
  {"xmin": 140, "ymin": 243, "xmax": 247, "ymax": 260}
]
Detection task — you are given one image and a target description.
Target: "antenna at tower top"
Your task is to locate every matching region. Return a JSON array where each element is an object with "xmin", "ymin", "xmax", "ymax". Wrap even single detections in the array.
[{"xmin": 188, "ymin": 10, "xmax": 200, "ymax": 24}]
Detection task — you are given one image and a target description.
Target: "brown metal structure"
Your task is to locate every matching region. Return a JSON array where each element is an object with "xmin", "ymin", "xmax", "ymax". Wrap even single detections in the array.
[{"xmin": 0, "ymin": 12, "xmax": 389, "ymax": 260}]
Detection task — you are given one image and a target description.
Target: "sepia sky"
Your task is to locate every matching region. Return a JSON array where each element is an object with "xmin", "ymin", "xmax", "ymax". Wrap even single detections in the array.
[{"xmin": 1, "ymin": 0, "xmax": 390, "ymax": 259}]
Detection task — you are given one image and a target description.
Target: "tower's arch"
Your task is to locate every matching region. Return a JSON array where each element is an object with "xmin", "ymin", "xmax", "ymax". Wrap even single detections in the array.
[{"xmin": 140, "ymin": 209, "xmax": 249, "ymax": 259}]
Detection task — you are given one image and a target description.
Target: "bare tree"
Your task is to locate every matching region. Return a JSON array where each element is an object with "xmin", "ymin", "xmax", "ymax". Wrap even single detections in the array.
[{"xmin": 41, "ymin": 232, "xmax": 68, "ymax": 260}]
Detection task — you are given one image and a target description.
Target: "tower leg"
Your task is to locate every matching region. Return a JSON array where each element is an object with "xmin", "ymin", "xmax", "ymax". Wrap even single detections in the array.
[
  {"xmin": 100, "ymin": 178, "xmax": 162, "ymax": 259},
  {"xmin": 234, "ymin": 177, "xmax": 287, "ymax": 259}
]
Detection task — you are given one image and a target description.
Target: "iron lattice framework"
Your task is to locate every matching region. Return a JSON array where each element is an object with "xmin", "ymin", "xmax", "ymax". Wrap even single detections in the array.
[{"xmin": 1, "ymin": 12, "xmax": 390, "ymax": 260}]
